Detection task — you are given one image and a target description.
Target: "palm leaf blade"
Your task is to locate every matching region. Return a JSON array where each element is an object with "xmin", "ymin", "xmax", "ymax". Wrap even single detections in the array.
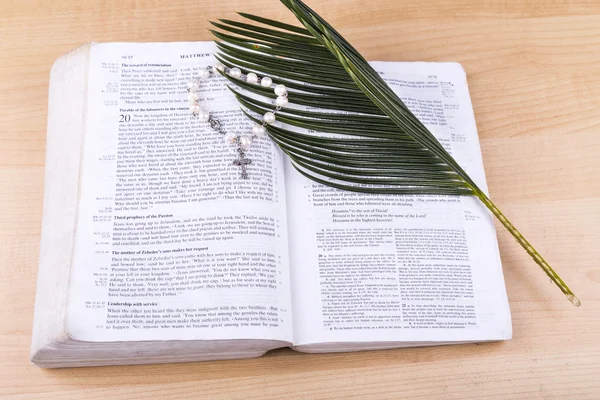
[{"xmin": 210, "ymin": 0, "xmax": 580, "ymax": 306}]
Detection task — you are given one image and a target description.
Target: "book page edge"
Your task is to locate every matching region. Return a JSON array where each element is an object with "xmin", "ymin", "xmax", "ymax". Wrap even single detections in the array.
[{"xmin": 30, "ymin": 43, "xmax": 93, "ymax": 364}]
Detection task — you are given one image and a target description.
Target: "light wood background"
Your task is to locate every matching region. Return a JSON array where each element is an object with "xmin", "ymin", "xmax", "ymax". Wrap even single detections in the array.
[{"xmin": 1, "ymin": 0, "xmax": 599, "ymax": 398}]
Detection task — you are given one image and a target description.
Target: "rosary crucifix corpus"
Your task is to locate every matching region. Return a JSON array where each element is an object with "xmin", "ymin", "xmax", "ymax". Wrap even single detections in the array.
[{"xmin": 186, "ymin": 62, "xmax": 289, "ymax": 179}]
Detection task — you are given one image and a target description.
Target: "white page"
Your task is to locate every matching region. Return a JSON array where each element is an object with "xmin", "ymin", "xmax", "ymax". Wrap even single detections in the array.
[
  {"xmin": 67, "ymin": 42, "xmax": 292, "ymax": 343},
  {"xmin": 286, "ymin": 62, "xmax": 512, "ymax": 346}
]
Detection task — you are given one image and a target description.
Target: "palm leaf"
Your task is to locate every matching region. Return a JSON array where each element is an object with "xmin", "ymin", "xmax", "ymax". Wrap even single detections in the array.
[{"xmin": 210, "ymin": 0, "xmax": 580, "ymax": 306}]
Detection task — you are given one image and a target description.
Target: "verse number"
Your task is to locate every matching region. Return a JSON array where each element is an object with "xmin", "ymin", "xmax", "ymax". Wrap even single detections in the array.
[{"xmin": 119, "ymin": 114, "xmax": 131, "ymax": 122}]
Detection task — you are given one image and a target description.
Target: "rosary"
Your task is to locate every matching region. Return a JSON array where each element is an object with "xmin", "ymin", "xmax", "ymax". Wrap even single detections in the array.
[{"xmin": 186, "ymin": 62, "xmax": 289, "ymax": 179}]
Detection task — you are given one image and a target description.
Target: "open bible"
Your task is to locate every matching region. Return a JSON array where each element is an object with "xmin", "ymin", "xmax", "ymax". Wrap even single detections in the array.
[{"xmin": 31, "ymin": 41, "xmax": 512, "ymax": 367}]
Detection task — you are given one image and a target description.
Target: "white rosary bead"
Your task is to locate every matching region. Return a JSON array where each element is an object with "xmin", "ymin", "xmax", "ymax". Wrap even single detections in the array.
[
  {"xmin": 214, "ymin": 62, "xmax": 225, "ymax": 72},
  {"xmin": 246, "ymin": 72, "xmax": 258, "ymax": 84},
  {"xmin": 263, "ymin": 112, "xmax": 276, "ymax": 124},
  {"xmin": 252, "ymin": 124, "xmax": 267, "ymax": 137},
  {"xmin": 261, "ymin": 77, "xmax": 273, "ymax": 87},
  {"xmin": 197, "ymin": 68, "xmax": 211, "ymax": 80},
  {"xmin": 239, "ymin": 135, "xmax": 254, "ymax": 148},
  {"xmin": 229, "ymin": 67, "xmax": 242, "ymax": 78},
  {"xmin": 274, "ymin": 84, "xmax": 287, "ymax": 96},
  {"xmin": 275, "ymin": 96, "xmax": 289, "ymax": 107},
  {"xmin": 224, "ymin": 133, "xmax": 238, "ymax": 145},
  {"xmin": 190, "ymin": 103, "xmax": 201, "ymax": 114},
  {"xmin": 187, "ymin": 92, "xmax": 199, "ymax": 103},
  {"xmin": 198, "ymin": 109, "xmax": 210, "ymax": 122},
  {"xmin": 187, "ymin": 81, "xmax": 198, "ymax": 92}
]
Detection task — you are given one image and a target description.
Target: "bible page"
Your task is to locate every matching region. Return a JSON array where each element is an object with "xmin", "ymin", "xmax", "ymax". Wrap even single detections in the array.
[
  {"xmin": 66, "ymin": 42, "xmax": 293, "ymax": 343},
  {"xmin": 286, "ymin": 62, "xmax": 512, "ymax": 347}
]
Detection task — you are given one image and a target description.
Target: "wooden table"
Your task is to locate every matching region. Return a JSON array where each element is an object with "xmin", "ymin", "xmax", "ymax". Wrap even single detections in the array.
[{"xmin": 2, "ymin": 0, "xmax": 599, "ymax": 398}]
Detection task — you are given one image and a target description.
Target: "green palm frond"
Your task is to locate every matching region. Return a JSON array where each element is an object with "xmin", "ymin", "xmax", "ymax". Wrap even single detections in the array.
[{"xmin": 210, "ymin": 0, "xmax": 580, "ymax": 306}]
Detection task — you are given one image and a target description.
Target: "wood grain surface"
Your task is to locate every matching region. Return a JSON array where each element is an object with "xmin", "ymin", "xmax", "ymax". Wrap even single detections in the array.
[{"xmin": 1, "ymin": 0, "xmax": 599, "ymax": 398}]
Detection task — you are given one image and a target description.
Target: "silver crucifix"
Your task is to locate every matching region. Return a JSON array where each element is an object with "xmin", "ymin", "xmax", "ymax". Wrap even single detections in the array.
[{"xmin": 233, "ymin": 147, "xmax": 252, "ymax": 179}]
